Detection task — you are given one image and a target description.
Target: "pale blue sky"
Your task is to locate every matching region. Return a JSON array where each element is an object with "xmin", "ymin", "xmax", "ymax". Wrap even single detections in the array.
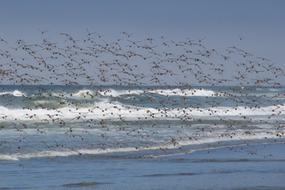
[{"xmin": 0, "ymin": 0, "xmax": 284, "ymax": 65}]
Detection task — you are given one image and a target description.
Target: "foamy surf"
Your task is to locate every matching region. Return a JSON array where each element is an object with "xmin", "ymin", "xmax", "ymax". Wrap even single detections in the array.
[
  {"xmin": 71, "ymin": 88, "xmax": 223, "ymax": 98},
  {"xmin": 0, "ymin": 103, "xmax": 284, "ymax": 122},
  {"xmin": 0, "ymin": 90, "xmax": 26, "ymax": 97},
  {"xmin": 0, "ymin": 86, "xmax": 284, "ymax": 162},
  {"xmin": 0, "ymin": 132, "xmax": 281, "ymax": 161},
  {"xmin": 148, "ymin": 88, "xmax": 224, "ymax": 97}
]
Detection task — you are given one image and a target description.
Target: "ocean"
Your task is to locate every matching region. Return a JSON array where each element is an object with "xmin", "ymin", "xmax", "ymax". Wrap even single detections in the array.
[
  {"xmin": 0, "ymin": 86, "xmax": 285, "ymax": 190},
  {"xmin": 0, "ymin": 85, "xmax": 284, "ymax": 160}
]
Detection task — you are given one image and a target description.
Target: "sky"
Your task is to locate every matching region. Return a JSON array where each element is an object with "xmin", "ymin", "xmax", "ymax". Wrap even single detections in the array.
[{"xmin": 0, "ymin": 0, "xmax": 284, "ymax": 84}]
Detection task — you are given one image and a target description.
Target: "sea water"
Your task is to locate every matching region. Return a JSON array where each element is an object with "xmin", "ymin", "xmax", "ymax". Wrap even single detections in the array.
[
  {"xmin": 0, "ymin": 85, "xmax": 285, "ymax": 189},
  {"xmin": 0, "ymin": 85, "xmax": 284, "ymax": 161}
]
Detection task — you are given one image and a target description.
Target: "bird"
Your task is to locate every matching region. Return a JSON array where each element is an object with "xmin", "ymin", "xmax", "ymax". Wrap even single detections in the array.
[{"xmin": 0, "ymin": 30, "xmax": 284, "ymax": 159}]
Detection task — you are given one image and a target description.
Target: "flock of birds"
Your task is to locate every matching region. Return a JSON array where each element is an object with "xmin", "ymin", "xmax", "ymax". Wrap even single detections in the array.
[
  {"xmin": 0, "ymin": 31, "xmax": 284, "ymax": 154},
  {"xmin": 0, "ymin": 31, "xmax": 283, "ymax": 86}
]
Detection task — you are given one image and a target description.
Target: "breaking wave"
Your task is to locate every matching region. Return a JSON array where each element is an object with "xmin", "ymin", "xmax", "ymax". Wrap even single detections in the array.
[
  {"xmin": 0, "ymin": 102, "xmax": 284, "ymax": 122},
  {"xmin": 0, "ymin": 90, "xmax": 26, "ymax": 97},
  {"xmin": 0, "ymin": 133, "xmax": 280, "ymax": 161},
  {"xmin": 0, "ymin": 86, "xmax": 284, "ymax": 161},
  {"xmin": 0, "ymin": 88, "xmax": 223, "ymax": 98}
]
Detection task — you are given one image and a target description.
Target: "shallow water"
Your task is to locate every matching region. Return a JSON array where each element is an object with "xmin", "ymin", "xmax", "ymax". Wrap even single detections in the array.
[
  {"xmin": 0, "ymin": 85, "xmax": 284, "ymax": 160},
  {"xmin": 0, "ymin": 142, "xmax": 285, "ymax": 190},
  {"xmin": 0, "ymin": 85, "xmax": 285, "ymax": 189}
]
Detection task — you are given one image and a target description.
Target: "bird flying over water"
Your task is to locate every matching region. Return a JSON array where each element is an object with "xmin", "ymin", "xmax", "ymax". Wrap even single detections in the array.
[{"xmin": 0, "ymin": 31, "xmax": 284, "ymax": 158}]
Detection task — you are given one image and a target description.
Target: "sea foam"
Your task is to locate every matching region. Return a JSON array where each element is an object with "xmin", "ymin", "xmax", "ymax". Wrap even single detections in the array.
[
  {"xmin": 0, "ymin": 90, "xmax": 26, "ymax": 97},
  {"xmin": 0, "ymin": 102, "xmax": 284, "ymax": 122}
]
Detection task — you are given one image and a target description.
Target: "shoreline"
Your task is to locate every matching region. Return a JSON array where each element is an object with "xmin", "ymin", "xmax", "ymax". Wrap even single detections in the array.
[
  {"xmin": 1, "ymin": 137, "xmax": 284, "ymax": 161},
  {"xmin": 0, "ymin": 140, "xmax": 285, "ymax": 189}
]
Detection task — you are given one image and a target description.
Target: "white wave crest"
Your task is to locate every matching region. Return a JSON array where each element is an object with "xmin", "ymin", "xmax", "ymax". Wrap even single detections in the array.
[
  {"xmin": 148, "ymin": 88, "xmax": 223, "ymax": 97},
  {"xmin": 0, "ymin": 90, "xmax": 26, "ymax": 97},
  {"xmin": 71, "ymin": 89, "xmax": 144, "ymax": 98},
  {"xmin": 97, "ymin": 89, "xmax": 144, "ymax": 97},
  {"xmin": 0, "ymin": 145, "xmax": 177, "ymax": 161},
  {"xmin": 71, "ymin": 88, "xmax": 224, "ymax": 98},
  {"xmin": 0, "ymin": 101, "xmax": 284, "ymax": 122},
  {"xmin": 72, "ymin": 89, "xmax": 96, "ymax": 97},
  {"xmin": 0, "ymin": 132, "xmax": 280, "ymax": 161}
]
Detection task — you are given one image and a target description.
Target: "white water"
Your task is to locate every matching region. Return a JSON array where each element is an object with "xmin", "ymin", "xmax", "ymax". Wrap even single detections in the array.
[
  {"xmin": 0, "ymin": 132, "xmax": 281, "ymax": 161},
  {"xmin": 0, "ymin": 90, "xmax": 26, "ymax": 97},
  {"xmin": 72, "ymin": 88, "xmax": 224, "ymax": 97},
  {"xmin": 0, "ymin": 101, "xmax": 284, "ymax": 122}
]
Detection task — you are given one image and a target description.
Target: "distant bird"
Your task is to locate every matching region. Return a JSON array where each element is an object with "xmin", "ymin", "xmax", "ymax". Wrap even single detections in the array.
[{"xmin": 0, "ymin": 30, "xmax": 284, "ymax": 156}]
